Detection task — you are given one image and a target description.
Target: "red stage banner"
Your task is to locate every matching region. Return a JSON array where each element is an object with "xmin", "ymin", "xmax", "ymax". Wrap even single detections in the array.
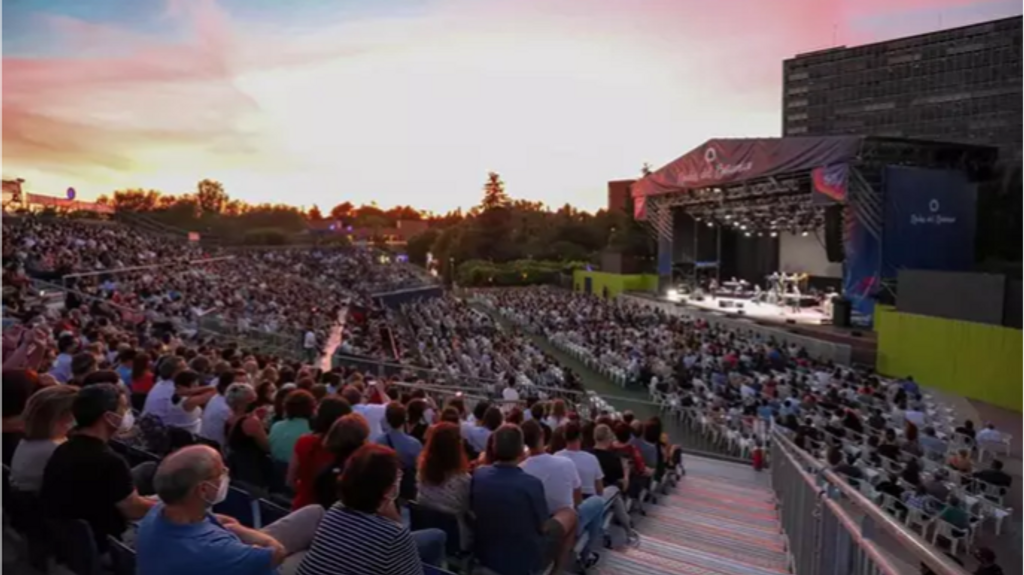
[{"xmin": 632, "ymin": 136, "xmax": 863, "ymax": 200}]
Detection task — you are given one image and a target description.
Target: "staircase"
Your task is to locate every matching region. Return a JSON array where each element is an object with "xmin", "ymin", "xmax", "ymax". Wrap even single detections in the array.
[{"xmin": 599, "ymin": 456, "xmax": 791, "ymax": 575}]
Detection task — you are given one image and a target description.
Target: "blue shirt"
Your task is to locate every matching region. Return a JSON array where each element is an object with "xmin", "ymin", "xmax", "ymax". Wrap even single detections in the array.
[
  {"xmin": 50, "ymin": 353, "xmax": 73, "ymax": 384},
  {"xmin": 471, "ymin": 465, "xmax": 549, "ymax": 575},
  {"xmin": 374, "ymin": 431, "xmax": 422, "ymax": 471},
  {"xmin": 757, "ymin": 405, "xmax": 775, "ymax": 421},
  {"xmin": 116, "ymin": 365, "xmax": 133, "ymax": 389},
  {"xmin": 135, "ymin": 504, "xmax": 276, "ymax": 575},
  {"xmin": 462, "ymin": 424, "xmax": 492, "ymax": 454}
]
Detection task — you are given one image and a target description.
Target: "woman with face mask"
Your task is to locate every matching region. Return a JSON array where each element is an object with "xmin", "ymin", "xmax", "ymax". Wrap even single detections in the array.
[
  {"xmin": 296, "ymin": 444, "xmax": 447, "ymax": 575},
  {"xmin": 10, "ymin": 385, "xmax": 78, "ymax": 492}
]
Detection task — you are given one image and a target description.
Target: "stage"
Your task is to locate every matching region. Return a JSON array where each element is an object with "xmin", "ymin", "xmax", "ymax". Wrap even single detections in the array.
[
  {"xmin": 626, "ymin": 292, "xmax": 879, "ymax": 365},
  {"xmin": 667, "ymin": 294, "xmax": 829, "ymax": 326}
]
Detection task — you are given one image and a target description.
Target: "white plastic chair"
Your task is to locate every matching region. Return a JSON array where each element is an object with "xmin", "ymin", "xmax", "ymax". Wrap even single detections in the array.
[
  {"xmin": 905, "ymin": 508, "xmax": 934, "ymax": 536},
  {"xmin": 931, "ymin": 520, "xmax": 970, "ymax": 556}
]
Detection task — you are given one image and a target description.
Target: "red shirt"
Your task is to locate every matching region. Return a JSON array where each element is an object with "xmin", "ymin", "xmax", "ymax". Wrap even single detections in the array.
[
  {"xmin": 132, "ymin": 372, "xmax": 156, "ymax": 394},
  {"xmin": 613, "ymin": 443, "xmax": 647, "ymax": 475},
  {"xmin": 291, "ymin": 434, "xmax": 334, "ymax": 510}
]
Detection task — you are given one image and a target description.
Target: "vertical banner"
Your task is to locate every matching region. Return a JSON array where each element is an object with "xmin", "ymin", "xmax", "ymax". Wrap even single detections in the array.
[
  {"xmin": 811, "ymin": 163, "xmax": 849, "ymax": 204},
  {"xmin": 842, "ymin": 206, "xmax": 880, "ymax": 320},
  {"xmin": 657, "ymin": 232, "xmax": 673, "ymax": 279},
  {"xmin": 882, "ymin": 166, "xmax": 976, "ymax": 279}
]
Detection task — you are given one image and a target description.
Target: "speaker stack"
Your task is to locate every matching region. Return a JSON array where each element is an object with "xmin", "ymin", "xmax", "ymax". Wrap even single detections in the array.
[{"xmin": 825, "ymin": 205, "xmax": 845, "ymax": 263}]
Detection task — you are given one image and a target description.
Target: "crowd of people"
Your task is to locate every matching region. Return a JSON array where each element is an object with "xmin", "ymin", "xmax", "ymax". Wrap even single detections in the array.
[
  {"xmin": 1, "ymin": 215, "xmax": 685, "ymax": 575},
  {"xmin": 1, "ymin": 214, "xmax": 1013, "ymax": 575},
  {"xmin": 391, "ymin": 296, "xmax": 587, "ymax": 399},
  {"xmin": 476, "ymin": 287, "xmax": 1013, "ymax": 570}
]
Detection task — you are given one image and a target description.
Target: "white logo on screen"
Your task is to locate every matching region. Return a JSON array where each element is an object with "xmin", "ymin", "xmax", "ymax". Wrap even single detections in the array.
[{"xmin": 911, "ymin": 198, "xmax": 956, "ymax": 226}]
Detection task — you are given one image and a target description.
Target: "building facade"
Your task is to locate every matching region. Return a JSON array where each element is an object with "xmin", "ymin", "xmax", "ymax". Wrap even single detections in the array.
[
  {"xmin": 607, "ymin": 179, "xmax": 635, "ymax": 213},
  {"xmin": 782, "ymin": 16, "xmax": 1022, "ymax": 156}
]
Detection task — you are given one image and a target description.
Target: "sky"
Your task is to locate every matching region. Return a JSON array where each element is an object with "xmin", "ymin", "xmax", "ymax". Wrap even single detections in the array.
[{"xmin": 2, "ymin": 0, "xmax": 1020, "ymax": 213}]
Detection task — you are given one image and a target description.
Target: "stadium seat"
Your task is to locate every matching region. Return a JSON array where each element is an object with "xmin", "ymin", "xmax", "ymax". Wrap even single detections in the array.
[
  {"xmin": 257, "ymin": 498, "xmax": 290, "ymax": 528},
  {"xmin": 408, "ymin": 501, "xmax": 469, "ymax": 559},
  {"xmin": 107, "ymin": 536, "xmax": 137, "ymax": 575},
  {"xmin": 213, "ymin": 486, "xmax": 256, "ymax": 528},
  {"xmin": 44, "ymin": 517, "xmax": 101, "ymax": 575}
]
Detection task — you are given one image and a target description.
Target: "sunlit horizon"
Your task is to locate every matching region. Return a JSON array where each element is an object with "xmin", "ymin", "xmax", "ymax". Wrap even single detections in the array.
[{"xmin": 3, "ymin": 0, "xmax": 1020, "ymax": 213}]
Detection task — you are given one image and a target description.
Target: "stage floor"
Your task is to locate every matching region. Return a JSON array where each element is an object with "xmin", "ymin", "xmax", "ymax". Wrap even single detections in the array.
[{"xmin": 670, "ymin": 295, "xmax": 829, "ymax": 326}]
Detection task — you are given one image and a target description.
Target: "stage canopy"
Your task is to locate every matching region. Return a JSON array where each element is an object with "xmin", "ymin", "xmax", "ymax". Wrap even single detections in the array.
[{"xmin": 632, "ymin": 136, "xmax": 864, "ymax": 217}]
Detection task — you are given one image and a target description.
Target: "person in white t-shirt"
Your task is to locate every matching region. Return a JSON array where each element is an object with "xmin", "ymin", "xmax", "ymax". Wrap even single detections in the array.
[
  {"xmin": 198, "ymin": 372, "xmax": 236, "ymax": 447},
  {"xmin": 303, "ymin": 328, "xmax": 317, "ymax": 364},
  {"xmin": 146, "ymin": 370, "xmax": 216, "ymax": 435},
  {"xmin": 341, "ymin": 384, "xmax": 387, "ymax": 438},
  {"xmin": 554, "ymin": 422, "xmax": 604, "ymax": 497},
  {"xmin": 502, "ymin": 378, "xmax": 521, "ymax": 404},
  {"xmin": 520, "ymin": 420, "xmax": 602, "ymax": 568}
]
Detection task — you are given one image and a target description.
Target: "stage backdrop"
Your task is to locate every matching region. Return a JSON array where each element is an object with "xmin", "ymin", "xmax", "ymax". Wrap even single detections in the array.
[
  {"xmin": 779, "ymin": 231, "xmax": 841, "ymax": 279},
  {"xmin": 882, "ymin": 166, "xmax": 977, "ymax": 278}
]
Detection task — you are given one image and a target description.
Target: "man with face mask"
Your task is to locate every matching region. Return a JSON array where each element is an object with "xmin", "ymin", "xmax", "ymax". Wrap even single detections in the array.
[
  {"xmin": 40, "ymin": 383, "xmax": 156, "ymax": 550},
  {"xmin": 136, "ymin": 445, "xmax": 324, "ymax": 575}
]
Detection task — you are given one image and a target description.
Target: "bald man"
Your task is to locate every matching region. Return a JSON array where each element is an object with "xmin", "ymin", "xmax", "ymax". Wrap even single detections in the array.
[{"xmin": 135, "ymin": 446, "xmax": 324, "ymax": 575}]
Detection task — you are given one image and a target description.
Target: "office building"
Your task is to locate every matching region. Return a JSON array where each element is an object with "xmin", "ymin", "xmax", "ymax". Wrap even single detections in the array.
[{"xmin": 782, "ymin": 16, "xmax": 1022, "ymax": 156}]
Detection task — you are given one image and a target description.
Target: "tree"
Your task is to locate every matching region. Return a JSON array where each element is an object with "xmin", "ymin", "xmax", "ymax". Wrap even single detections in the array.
[
  {"xmin": 641, "ymin": 163, "xmax": 653, "ymax": 177},
  {"xmin": 481, "ymin": 172, "xmax": 510, "ymax": 211},
  {"xmin": 111, "ymin": 189, "xmax": 160, "ymax": 212},
  {"xmin": 308, "ymin": 204, "xmax": 324, "ymax": 221},
  {"xmin": 330, "ymin": 201, "xmax": 354, "ymax": 221},
  {"xmin": 406, "ymin": 229, "xmax": 440, "ymax": 266},
  {"xmin": 196, "ymin": 179, "xmax": 228, "ymax": 215}
]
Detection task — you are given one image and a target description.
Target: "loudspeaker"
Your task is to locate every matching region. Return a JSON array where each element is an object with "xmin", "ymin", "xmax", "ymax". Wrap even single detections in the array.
[
  {"xmin": 832, "ymin": 297, "xmax": 852, "ymax": 328},
  {"xmin": 824, "ymin": 205, "xmax": 844, "ymax": 263}
]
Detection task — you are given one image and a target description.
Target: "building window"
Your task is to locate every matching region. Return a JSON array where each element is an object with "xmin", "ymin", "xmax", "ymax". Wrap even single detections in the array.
[{"xmin": 786, "ymin": 99, "xmax": 809, "ymax": 108}]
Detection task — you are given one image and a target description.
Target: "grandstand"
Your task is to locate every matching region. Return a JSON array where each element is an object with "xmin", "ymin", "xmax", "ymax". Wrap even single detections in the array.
[{"xmin": 1, "ymin": 214, "xmax": 1016, "ymax": 575}]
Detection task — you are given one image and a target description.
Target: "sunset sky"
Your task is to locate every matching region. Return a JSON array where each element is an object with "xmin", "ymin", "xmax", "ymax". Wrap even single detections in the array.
[{"xmin": 3, "ymin": 0, "xmax": 1020, "ymax": 213}]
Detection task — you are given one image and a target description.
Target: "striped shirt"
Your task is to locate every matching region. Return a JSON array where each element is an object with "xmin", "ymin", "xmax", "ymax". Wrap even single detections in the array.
[{"xmin": 296, "ymin": 505, "xmax": 423, "ymax": 575}]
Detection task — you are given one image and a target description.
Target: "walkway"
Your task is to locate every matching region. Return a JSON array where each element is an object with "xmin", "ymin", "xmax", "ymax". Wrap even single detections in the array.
[{"xmin": 600, "ymin": 456, "xmax": 790, "ymax": 575}]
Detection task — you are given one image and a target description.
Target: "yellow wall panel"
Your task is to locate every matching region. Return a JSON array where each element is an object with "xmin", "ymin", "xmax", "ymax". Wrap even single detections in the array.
[{"xmin": 876, "ymin": 307, "xmax": 1022, "ymax": 413}]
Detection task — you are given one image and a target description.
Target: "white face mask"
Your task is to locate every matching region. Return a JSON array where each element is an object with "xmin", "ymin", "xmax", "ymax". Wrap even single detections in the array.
[
  {"xmin": 109, "ymin": 411, "xmax": 134, "ymax": 433},
  {"xmin": 203, "ymin": 474, "xmax": 230, "ymax": 507}
]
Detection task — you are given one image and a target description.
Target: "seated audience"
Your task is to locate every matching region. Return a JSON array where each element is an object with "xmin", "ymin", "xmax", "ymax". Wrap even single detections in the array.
[
  {"xmin": 973, "ymin": 460, "xmax": 1012, "ymax": 490},
  {"xmin": 590, "ymin": 423, "xmax": 640, "ymax": 546},
  {"xmin": 416, "ymin": 421, "xmax": 473, "ymax": 549},
  {"xmin": 40, "ymin": 384, "xmax": 156, "ymax": 549},
  {"xmin": 521, "ymin": 420, "xmax": 603, "ymax": 569},
  {"xmin": 297, "ymin": 444, "xmax": 446, "ymax": 575},
  {"xmin": 472, "ymin": 424, "xmax": 578, "ymax": 575},
  {"xmin": 314, "ymin": 414, "xmax": 370, "ymax": 508},
  {"xmin": 290, "ymin": 397, "xmax": 351, "ymax": 509},
  {"xmin": 224, "ymin": 383, "xmax": 273, "ymax": 488},
  {"xmin": 198, "ymin": 371, "xmax": 236, "ymax": 447},
  {"xmin": 2, "ymin": 369, "xmax": 38, "ymax": 466},
  {"xmin": 10, "ymin": 386, "xmax": 77, "ymax": 492},
  {"xmin": 136, "ymin": 445, "xmax": 324, "ymax": 575},
  {"xmin": 270, "ymin": 390, "xmax": 316, "ymax": 464}
]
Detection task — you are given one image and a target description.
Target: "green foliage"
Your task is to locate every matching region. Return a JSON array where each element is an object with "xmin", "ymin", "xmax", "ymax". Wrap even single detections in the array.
[
  {"xmin": 242, "ymin": 228, "xmax": 290, "ymax": 246},
  {"xmin": 456, "ymin": 259, "xmax": 588, "ymax": 287},
  {"xmin": 406, "ymin": 229, "xmax": 440, "ymax": 266}
]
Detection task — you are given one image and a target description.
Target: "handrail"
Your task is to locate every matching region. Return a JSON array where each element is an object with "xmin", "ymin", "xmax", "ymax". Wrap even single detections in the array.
[{"xmin": 772, "ymin": 428, "xmax": 972, "ymax": 575}]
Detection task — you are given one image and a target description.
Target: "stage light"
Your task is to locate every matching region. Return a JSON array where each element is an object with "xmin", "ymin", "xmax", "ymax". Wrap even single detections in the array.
[
  {"xmin": 740, "ymin": 224, "xmax": 747, "ymax": 231},
  {"xmin": 667, "ymin": 289, "xmax": 680, "ymax": 301},
  {"xmin": 707, "ymin": 222, "xmax": 714, "ymax": 228},
  {"xmin": 744, "ymin": 232, "xmax": 752, "ymax": 238},
  {"xmin": 724, "ymin": 214, "xmax": 732, "ymax": 220},
  {"xmin": 801, "ymin": 231, "xmax": 810, "ymax": 237},
  {"xmin": 770, "ymin": 231, "xmax": 778, "ymax": 238}
]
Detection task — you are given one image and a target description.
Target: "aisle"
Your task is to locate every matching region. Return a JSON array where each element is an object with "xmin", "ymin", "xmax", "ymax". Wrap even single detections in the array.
[{"xmin": 598, "ymin": 456, "xmax": 790, "ymax": 575}]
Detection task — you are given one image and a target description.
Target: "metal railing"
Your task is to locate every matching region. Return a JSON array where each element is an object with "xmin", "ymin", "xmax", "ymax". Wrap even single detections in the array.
[{"xmin": 771, "ymin": 428, "xmax": 971, "ymax": 575}]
